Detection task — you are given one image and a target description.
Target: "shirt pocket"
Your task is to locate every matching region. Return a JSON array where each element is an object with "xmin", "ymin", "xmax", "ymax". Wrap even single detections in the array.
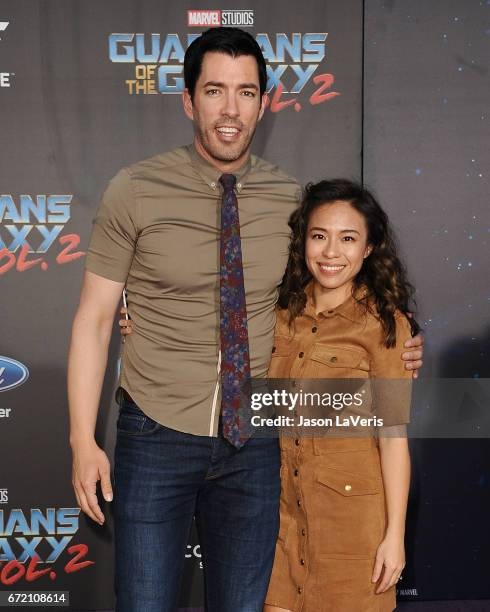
[
  {"xmin": 306, "ymin": 344, "xmax": 370, "ymax": 379},
  {"xmin": 310, "ymin": 467, "xmax": 385, "ymax": 559}
]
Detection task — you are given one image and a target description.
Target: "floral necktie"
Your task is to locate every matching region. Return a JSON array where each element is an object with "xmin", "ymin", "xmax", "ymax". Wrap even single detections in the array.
[{"xmin": 219, "ymin": 173, "xmax": 252, "ymax": 449}]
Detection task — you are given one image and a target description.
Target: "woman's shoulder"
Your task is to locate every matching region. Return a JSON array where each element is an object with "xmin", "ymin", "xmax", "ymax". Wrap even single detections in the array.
[
  {"xmin": 358, "ymin": 291, "xmax": 409, "ymax": 324},
  {"xmin": 366, "ymin": 304, "xmax": 410, "ymax": 325},
  {"xmin": 358, "ymin": 296, "xmax": 412, "ymax": 346}
]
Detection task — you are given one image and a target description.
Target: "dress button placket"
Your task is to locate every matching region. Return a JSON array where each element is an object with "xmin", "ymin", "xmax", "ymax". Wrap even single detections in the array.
[
  {"xmin": 292, "ymin": 318, "xmax": 315, "ymax": 607},
  {"xmin": 293, "ymin": 440, "xmax": 307, "ymax": 605}
]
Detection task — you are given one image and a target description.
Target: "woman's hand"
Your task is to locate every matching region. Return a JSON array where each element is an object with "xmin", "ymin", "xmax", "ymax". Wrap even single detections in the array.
[
  {"xmin": 119, "ymin": 306, "xmax": 133, "ymax": 340},
  {"xmin": 372, "ymin": 532, "xmax": 405, "ymax": 594}
]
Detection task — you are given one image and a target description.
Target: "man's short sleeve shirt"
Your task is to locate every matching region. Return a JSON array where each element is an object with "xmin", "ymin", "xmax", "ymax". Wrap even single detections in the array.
[{"xmin": 85, "ymin": 144, "xmax": 300, "ymax": 436}]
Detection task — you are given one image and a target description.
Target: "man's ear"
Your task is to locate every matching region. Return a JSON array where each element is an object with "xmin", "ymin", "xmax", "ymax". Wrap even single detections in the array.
[
  {"xmin": 257, "ymin": 93, "xmax": 267, "ymax": 122},
  {"xmin": 182, "ymin": 88, "xmax": 194, "ymax": 121}
]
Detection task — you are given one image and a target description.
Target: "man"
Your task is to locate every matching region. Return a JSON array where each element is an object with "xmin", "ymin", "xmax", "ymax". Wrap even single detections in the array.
[{"xmin": 68, "ymin": 27, "xmax": 423, "ymax": 612}]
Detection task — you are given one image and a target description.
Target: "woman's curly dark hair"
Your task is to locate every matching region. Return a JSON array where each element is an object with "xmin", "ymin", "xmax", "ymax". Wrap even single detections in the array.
[{"xmin": 278, "ymin": 179, "xmax": 420, "ymax": 347}]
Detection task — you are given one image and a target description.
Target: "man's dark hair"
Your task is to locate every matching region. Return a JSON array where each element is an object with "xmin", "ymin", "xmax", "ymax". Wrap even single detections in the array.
[{"xmin": 184, "ymin": 27, "xmax": 267, "ymax": 99}]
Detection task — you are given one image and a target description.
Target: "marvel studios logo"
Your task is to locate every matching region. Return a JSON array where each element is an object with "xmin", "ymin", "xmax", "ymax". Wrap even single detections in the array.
[
  {"xmin": 0, "ymin": 489, "xmax": 8, "ymax": 503},
  {"xmin": 187, "ymin": 10, "xmax": 254, "ymax": 27}
]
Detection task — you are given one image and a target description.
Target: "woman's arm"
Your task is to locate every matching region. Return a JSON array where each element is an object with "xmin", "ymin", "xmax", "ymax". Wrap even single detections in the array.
[
  {"xmin": 372, "ymin": 434, "xmax": 410, "ymax": 593},
  {"xmin": 370, "ymin": 311, "xmax": 413, "ymax": 593}
]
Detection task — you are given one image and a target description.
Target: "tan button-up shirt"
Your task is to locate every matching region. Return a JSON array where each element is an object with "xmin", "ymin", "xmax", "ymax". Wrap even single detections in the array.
[{"xmin": 85, "ymin": 144, "xmax": 300, "ymax": 435}]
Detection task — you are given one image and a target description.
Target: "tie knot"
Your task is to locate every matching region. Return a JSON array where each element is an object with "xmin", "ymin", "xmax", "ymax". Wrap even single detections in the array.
[{"xmin": 219, "ymin": 174, "xmax": 237, "ymax": 192}]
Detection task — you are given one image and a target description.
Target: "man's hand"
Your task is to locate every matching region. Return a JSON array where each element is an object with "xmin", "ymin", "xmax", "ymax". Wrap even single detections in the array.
[
  {"xmin": 119, "ymin": 306, "xmax": 133, "ymax": 338},
  {"xmin": 71, "ymin": 438, "xmax": 113, "ymax": 525},
  {"xmin": 402, "ymin": 332, "xmax": 424, "ymax": 379}
]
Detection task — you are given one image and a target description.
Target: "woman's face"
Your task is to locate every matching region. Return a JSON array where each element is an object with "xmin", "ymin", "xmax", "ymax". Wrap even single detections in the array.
[{"xmin": 305, "ymin": 200, "xmax": 372, "ymax": 299}]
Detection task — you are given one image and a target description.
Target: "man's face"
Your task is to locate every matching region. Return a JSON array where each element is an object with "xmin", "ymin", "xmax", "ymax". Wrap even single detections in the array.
[{"xmin": 183, "ymin": 51, "xmax": 265, "ymax": 169}]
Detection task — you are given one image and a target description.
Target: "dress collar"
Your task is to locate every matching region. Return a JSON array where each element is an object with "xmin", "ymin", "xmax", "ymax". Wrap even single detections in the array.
[{"xmin": 303, "ymin": 280, "xmax": 369, "ymax": 324}]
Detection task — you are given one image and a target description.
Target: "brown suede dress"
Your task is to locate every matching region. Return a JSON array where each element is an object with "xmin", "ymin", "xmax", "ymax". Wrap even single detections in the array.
[{"xmin": 264, "ymin": 284, "xmax": 412, "ymax": 612}]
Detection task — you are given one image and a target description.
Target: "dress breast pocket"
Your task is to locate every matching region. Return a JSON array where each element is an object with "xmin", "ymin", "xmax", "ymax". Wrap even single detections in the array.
[{"xmin": 306, "ymin": 344, "xmax": 370, "ymax": 379}]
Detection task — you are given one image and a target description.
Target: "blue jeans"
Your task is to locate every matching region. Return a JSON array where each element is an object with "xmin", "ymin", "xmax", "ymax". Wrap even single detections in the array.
[{"xmin": 113, "ymin": 398, "xmax": 281, "ymax": 612}]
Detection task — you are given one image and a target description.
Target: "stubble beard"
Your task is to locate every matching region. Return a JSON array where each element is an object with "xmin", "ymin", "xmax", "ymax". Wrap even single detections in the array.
[{"xmin": 194, "ymin": 117, "xmax": 257, "ymax": 163}]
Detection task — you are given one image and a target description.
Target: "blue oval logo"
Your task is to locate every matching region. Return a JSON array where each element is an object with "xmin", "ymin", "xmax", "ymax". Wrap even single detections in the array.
[{"xmin": 0, "ymin": 357, "xmax": 29, "ymax": 392}]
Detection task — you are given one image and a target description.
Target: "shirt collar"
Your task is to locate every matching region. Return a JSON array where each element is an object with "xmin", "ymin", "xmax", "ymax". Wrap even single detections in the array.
[
  {"xmin": 186, "ymin": 142, "xmax": 252, "ymax": 193},
  {"xmin": 303, "ymin": 280, "xmax": 368, "ymax": 324}
]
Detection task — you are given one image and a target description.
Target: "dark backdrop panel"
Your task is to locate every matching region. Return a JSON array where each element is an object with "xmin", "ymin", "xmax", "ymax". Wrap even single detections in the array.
[{"xmin": 364, "ymin": 0, "xmax": 490, "ymax": 602}]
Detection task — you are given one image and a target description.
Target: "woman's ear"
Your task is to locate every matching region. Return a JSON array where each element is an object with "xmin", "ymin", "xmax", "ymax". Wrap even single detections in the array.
[{"xmin": 364, "ymin": 244, "xmax": 373, "ymax": 259}]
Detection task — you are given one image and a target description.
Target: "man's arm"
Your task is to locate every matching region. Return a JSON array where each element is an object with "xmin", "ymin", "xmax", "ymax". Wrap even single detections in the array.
[
  {"xmin": 68, "ymin": 269, "xmax": 124, "ymax": 525},
  {"xmin": 118, "ymin": 313, "xmax": 425, "ymax": 376}
]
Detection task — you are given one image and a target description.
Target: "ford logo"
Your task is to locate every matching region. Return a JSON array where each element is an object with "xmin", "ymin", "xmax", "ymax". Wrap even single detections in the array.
[{"xmin": 0, "ymin": 357, "xmax": 29, "ymax": 392}]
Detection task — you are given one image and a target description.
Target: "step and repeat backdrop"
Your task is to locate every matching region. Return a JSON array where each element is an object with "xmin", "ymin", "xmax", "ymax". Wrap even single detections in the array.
[
  {"xmin": 0, "ymin": 0, "xmax": 488, "ymax": 610},
  {"xmin": 0, "ymin": 1, "xmax": 362, "ymax": 609}
]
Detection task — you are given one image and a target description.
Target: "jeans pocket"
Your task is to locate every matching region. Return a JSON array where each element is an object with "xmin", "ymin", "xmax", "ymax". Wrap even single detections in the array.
[{"xmin": 117, "ymin": 398, "xmax": 161, "ymax": 436}]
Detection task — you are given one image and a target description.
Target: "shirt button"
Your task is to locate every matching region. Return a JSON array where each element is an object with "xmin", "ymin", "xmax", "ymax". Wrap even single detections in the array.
[
  {"xmin": 297, "ymin": 499, "xmax": 301, "ymax": 507},
  {"xmin": 301, "ymin": 528, "xmax": 306, "ymax": 536},
  {"xmin": 298, "ymin": 587, "xmax": 303, "ymax": 594},
  {"xmin": 292, "ymin": 380, "xmax": 297, "ymax": 387},
  {"xmin": 300, "ymin": 558, "xmax": 305, "ymax": 565},
  {"xmin": 210, "ymin": 181, "xmax": 216, "ymax": 189},
  {"xmin": 295, "ymin": 439, "xmax": 300, "ymax": 446},
  {"xmin": 330, "ymin": 356, "xmax": 338, "ymax": 363},
  {"xmin": 298, "ymin": 351, "xmax": 304, "ymax": 358},
  {"xmin": 345, "ymin": 484, "xmax": 352, "ymax": 491},
  {"xmin": 294, "ymin": 469, "xmax": 299, "ymax": 476},
  {"xmin": 312, "ymin": 326, "xmax": 317, "ymax": 333},
  {"xmin": 237, "ymin": 182, "xmax": 242, "ymax": 189},
  {"xmin": 272, "ymin": 346, "xmax": 276, "ymax": 353}
]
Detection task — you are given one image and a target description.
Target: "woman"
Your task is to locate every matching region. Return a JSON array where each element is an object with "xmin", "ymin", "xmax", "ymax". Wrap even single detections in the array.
[
  {"xmin": 119, "ymin": 178, "xmax": 418, "ymax": 611},
  {"xmin": 263, "ymin": 179, "xmax": 417, "ymax": 612}
]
